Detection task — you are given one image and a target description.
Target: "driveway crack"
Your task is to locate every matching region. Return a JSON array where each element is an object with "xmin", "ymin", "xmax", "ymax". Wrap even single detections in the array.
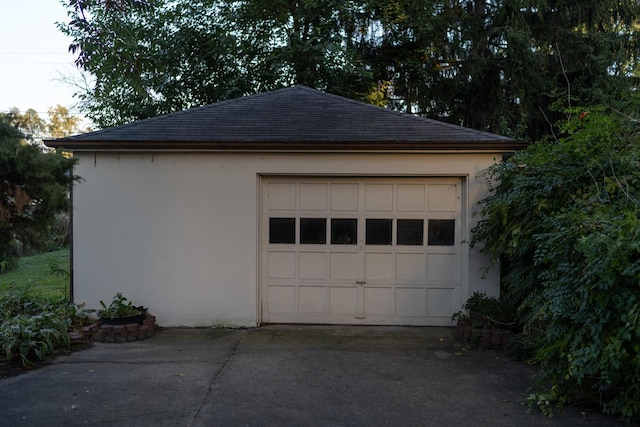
[{"xmin": 188, "ymin": 330, "xmax": 247, "ymax": 426}]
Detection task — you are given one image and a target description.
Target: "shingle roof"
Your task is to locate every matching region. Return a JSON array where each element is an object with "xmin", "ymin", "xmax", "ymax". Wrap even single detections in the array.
[{"xmin": 45, "ymin": 85, "xmax": 527, "ymax": 151}]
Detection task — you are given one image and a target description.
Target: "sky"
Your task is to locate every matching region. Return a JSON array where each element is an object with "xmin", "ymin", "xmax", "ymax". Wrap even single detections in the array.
[{"xmin": 0, "ymin": 0, "xmax": 83, "ymax": 121}]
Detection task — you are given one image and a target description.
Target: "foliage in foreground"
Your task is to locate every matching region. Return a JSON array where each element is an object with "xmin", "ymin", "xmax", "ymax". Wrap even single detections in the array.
[
  {"xmin": 0, "ymin": 288, "xmax": 83, "ymax": 368},
  {"xmin": 472, "ymin": 106, "xmax": 640, "ymax": 422}
]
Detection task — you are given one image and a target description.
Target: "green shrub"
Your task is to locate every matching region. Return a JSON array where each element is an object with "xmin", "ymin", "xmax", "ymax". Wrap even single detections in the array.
[
  {"xmin": 1, "ymin": 313, "xmax": 71, "ymax": 367},
  {"xmin": 0, "ymin": 288, "xmax": 80, "ymax": 367},
  {"xmin": 472, "ymin": 106, "xmax": 640, "ymax": 422}
]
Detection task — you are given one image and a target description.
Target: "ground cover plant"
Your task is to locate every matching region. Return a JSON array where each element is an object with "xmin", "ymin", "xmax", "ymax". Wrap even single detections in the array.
[
  {"xmin": 0, "ymin": 248, "xmax": 78, "ymax": 372},
  {"xmin": 472, "ymin": 105, "xmax": 640, "ymax": 422},
  {"xmin": 0, "ymin": 288, "xmax": 83, "ymax": 368}
]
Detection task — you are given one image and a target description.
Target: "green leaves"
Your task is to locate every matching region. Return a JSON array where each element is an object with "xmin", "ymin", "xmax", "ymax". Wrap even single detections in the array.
[
  {"xmin": 0, "ymin": 289, "xmax": 76, "ymax": 367},
  {"xmin": 58, "ymin": 0, "xmax": 640, "ymax": 138},
  {"xmin": 0, "ymin": 120, "xmax": 77, "ymax": 268},
  {"xmin": 97, "ymin": 293, "xmax": 142, "ymax": 319},
  {"xmin": 472, "ymin": 106, "xmax": 640, "ymax": 421}
]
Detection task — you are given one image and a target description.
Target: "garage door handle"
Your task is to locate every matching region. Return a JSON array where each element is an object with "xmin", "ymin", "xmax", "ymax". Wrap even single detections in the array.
[{"xmin": 355, "ymin": 280, "xmax": 366, "ymax": 285}]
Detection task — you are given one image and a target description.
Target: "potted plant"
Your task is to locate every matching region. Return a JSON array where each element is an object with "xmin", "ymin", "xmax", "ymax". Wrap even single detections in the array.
[{"xmin": 97, "ymin": 293, "xmax": 147, "ymax": 325}]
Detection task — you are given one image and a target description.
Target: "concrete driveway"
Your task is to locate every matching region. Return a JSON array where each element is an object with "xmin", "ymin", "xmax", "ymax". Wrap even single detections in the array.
[{"xmin": 0, "ymin": 325, "xmax": 624, "ymax": 426}]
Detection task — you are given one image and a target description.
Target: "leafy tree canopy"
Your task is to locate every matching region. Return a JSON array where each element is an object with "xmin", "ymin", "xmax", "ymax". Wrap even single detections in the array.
[
  {"xmin": 60, "ymin": 0, "xmax": 640, "ymax": 139},
  {"xmin": 0, "ymin": 119, "xmax": 77, "ymax": 270},
  {"xmin": 0, "ymin": 105, "xmax": 85, "ymax": 144}
]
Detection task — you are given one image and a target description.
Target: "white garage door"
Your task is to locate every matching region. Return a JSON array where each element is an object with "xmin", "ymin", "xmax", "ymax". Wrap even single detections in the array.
[{"xmin": 260, "ymin": 177, "xmax": 463, "ymax": 326}]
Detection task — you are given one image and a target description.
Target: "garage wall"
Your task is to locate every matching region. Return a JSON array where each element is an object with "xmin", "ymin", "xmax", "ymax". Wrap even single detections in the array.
[{"xmin": 72, "ymin": 152, "xmax": 500, "ymax": 327}]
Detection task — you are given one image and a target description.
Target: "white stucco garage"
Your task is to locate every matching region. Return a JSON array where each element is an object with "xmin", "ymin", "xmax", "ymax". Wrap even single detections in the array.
[{"xmin": 46, "ymin": 86, "xmax": 526, "ymax": 327}]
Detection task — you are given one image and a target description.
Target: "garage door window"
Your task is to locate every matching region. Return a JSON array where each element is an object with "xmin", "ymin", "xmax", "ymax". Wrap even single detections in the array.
[
  {"xmin": 331, "ymin": 218, "xmax": 357, "ymax": 244},
  {"xmin": 269, "ymin": 218, "xmax": 295, "ymax": 243},
  {"xmin": 397, "ymin": 219, "xmax": 424, "ymax": 245},
  {"xmin": 270, "ymin": 217, "xmax": 455, "ymax": 246},
  {"xmin": 428, "ymin": 219, "xmax": 455, "ymax": 246},
  {"xmin": 366, "ymin": 219, "xmax": 392, "ymax": 245},
  {"xmin": 300, "ymin": 218, "xmax": 326, "ymax": 244}
]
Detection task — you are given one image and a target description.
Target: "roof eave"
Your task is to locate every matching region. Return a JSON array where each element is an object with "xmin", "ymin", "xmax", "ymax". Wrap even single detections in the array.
[{"xmin": 44, "ymin": 139, "xmax": 529, "ymax": 152}]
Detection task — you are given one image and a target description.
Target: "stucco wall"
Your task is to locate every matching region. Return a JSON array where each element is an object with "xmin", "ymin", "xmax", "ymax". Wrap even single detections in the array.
[{"xmin": 72, "ymin": 151, "xmax": 501, "ymax": 327}]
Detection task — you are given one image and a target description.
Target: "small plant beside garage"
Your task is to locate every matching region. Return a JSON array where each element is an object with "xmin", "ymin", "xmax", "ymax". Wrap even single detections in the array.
[
  {"xmin": 94, "ymin": 293, "xmax": 157, "ymax": 343},
  {"xmin": 452, "ymin": 292, "xmax": 516, "ymax": 349}
]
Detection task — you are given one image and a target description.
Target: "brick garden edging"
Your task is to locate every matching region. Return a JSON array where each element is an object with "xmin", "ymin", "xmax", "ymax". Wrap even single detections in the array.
[
  {"xmin": 68, "ymin": 314, "xmax": 158, "ymax": 344},
  {"xmin": 453, "ymin": 321, "xmax": 514, "ymax": 350}
]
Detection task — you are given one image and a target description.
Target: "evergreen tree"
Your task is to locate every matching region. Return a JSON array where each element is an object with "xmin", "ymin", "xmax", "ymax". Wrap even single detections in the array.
[{"xmin": 0, "ymin": 120, "xmax": 77, "ymax": 270}]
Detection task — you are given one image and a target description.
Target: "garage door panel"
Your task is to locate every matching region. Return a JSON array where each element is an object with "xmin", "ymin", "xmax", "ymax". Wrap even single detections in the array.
[
  {"xmin": 299, "ymin": 183, "xmax": 328, "ymax": 211},
  {"xmin": 330, "ymin": 183, "xmax": 358, "ymax": 211},
  {"xmin": 262, "ymin": 177, "xmax": 462, "ymax": 325},
  {"xmin": 299, "ymin": 287, "xmax": 327, "ymax": 313},
  {"xmin": 267, "ymin": 252, "xmax": 296, "ymax": 279},
  {"xmin": 299, "ymin": 252, "xmax": 327, "ymax": 279},
  {"xmin": 364, "ymin": 252, "xmax": 393, "ymax": 281},
  {"xmin": 365, "ymin": 287, "xmax": 394, "ymax": 315},
  {"xmin": 427, "ymin": 253, "xmax": 456, "ymax": 282},
  {"xmin": 268, "ymin": 183, "xmax": 297, "ymax": 210},
  {"xmin": 267, "ymin": 286, "xmax": 296, "ymax": 313},
  {"xmin": 329, "ymin": 287, "xmax": 357, "ymax": 313},
  {"xmin": 396, "ymin": 184, "xmax": 425, "ymax": 211},
  {"xmin": 426, "ymin": 288, "xmax": 456, "ymax": 317},
  {"xmin": 428, "ymin": 184, "xmax": 458, "ymax": 212},
  {"xmin": 395, "ymin": 288, "xmax": 427, "ymax": 317},
  {"xmin": 329, "ymin": 252, "xmax": 358, "ymax": 280},
  {"xmin": 365, "ymin": 184, "xmax": 393, "ymax": 211},
  {"xmin": 396, "ymin": 253, "xmax": 427, "ymax": 282}
]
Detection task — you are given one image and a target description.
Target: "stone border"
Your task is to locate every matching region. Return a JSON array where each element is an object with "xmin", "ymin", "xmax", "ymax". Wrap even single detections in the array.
[{"xmin": 68, "ymin": 314, "xmax": 158, "ymax": 344}]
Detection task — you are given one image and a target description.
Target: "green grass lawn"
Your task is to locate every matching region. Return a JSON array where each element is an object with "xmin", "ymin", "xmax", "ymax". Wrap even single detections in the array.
[{"xmin": 0, "ymin": 249, "xmax": 70, "ymax": 298}]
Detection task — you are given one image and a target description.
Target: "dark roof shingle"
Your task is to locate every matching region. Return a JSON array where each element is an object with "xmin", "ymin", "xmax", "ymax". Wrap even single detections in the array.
[{"xmin": 46, "ymin": 86, "xmax": 527, "ymax": 151}]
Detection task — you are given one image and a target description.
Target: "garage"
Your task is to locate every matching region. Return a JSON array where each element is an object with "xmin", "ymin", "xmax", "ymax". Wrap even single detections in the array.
[
  {"xmin": 46, "ymin": 85, "xmax": 526, "ymax": 327},
  {"xmin": 262, "ymin": 176, "xmax": 463, "ymax": 325}
]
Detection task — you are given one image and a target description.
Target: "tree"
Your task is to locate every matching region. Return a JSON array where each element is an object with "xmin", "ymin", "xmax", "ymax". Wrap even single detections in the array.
[
  {"xmin": 226, "ymin": 0, "xmax": 373, "ymax": 98},
  {"xmin": 471, "ymin": 102, "xmax": 640, "ymax": 421},
  {"xmin": 0, "ymin": 108, "xmax": 45, "ymax": 143},
  {"xmin": 59, "ymin": 0, "xmax": 640, "ymax": 140},
  {"xmin": 46, "ymin": 105, "xmax": 83, "ymax": 139},
  {"xmin": 358, "ymin": 0, "xmax": 640, "ymax": 139},
  {"xmin": 0, "ymin": 119, "xmax": 77, "ymax": 270},
  {"xmin": 0, "ymin": 105, "xmax": 86, "ymax": 144},
  {"xmin": 58, "ymin": 0, "xmax": 247, "ymax": 127}
]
